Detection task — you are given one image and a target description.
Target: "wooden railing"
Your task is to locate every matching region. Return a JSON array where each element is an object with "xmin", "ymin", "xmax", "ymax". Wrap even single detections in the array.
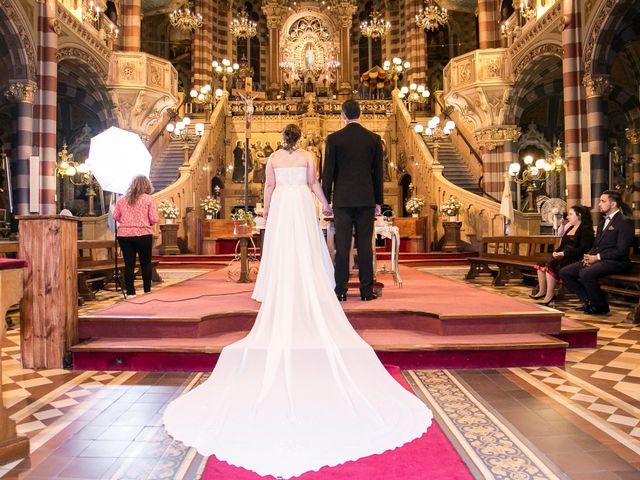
[
  {"xmin": 152, "ymin": 93, "xmax": 228, "ymax": 252},
  {"xmin": 393, "ymin": 94, "xmax": 539, "ymax": 249}
]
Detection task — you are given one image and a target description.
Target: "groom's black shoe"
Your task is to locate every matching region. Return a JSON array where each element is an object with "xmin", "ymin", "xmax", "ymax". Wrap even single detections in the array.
[
  {"xmin": 336, "ymin": 293, "xmax": 347, "ymax": 302},
  {"xmin": 360, "ymin": 293, "xmax": 378, "ymax": 301}
]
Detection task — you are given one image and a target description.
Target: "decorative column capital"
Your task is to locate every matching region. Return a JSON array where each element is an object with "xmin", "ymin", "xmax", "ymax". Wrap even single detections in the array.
[
  {"xmin": 626, "ymin": 128, "xmax": 640, "ymax": 145},
  {"xmin": 583, "ymin": 75, "xmax": 613, "ymax": 98},
  {"xmin": 261, "ymin": 0, "xmax": 287, "ymax": 29},
  {"xmin": 474, "ymin": 126, "xmax": 521, "ymax": 152},
  {"xmin": 4, "ymin": 81, "xmax": 38, "ymax": 104},
  {"xmin": 332, "ymin": 1, "xmax": 357, "ymax": 28}
]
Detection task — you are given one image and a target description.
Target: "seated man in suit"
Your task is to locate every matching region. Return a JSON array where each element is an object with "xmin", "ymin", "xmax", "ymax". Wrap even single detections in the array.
[{"xmin": 559, "ymin": 190, "xmax": 635, "ymax": 315}]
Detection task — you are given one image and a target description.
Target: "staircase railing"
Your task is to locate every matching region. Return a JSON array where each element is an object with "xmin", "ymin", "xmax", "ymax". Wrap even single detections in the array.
[
  {"xmin": 394, "ymin": 95, "xmax": 538, "ymax": 247},
  {"xmin": 153, "ymin": 94, "xmax": 228, "ymax": 252},
  {"xmin": 432, "ymin": 95, "xmax": 501, "ymax": 202}
]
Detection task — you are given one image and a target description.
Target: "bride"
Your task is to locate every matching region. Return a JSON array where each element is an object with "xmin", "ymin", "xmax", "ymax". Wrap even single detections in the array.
[{"xmin": 163, "ymin": 124, "xmax": 432, "ymax": 479}]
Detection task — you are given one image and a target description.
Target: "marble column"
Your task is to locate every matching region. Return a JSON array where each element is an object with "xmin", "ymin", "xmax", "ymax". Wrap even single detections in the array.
[
  {"xmin": 262, "ymin": 1, "xmax": 286, "ymax": 99},
  {"xmin": 583, "ymin": 75, "xmax": 613, "ymax": 209},
  {"xmin": 335, "ymin": 1, "xmax": 357, "ymax": 97},
  {"xmin": 5, "ymin": 82, "xmax": 37, "ymax": 215},
  {"xmin": 626, "ymin": 128, "xmax": 640, "ymax": 231},
  {"xmin": 122, "ymin": 0, "xmax": 142, "ymax": 52},
  {"xmin": 478, "ymin": 0, "xmax": 499, "ymax": 49}
]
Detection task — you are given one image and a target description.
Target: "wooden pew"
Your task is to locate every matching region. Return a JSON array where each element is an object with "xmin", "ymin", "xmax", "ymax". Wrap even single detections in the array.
[
  {"xmin": 77, "ymin": 240, "xmax": 162, "ymax": 300},
  {"xmin": 466, "ymin": 236, "xmax": 560, "ymax": 286}
]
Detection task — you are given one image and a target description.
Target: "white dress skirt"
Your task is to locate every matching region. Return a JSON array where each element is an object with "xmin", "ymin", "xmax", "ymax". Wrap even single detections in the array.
[{"xmin": 163, "ymin": 166, "xmax": 432, "ymax": 479}]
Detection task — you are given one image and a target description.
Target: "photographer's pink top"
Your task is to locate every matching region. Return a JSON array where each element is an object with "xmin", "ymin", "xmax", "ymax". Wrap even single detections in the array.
[{"xmin": 113, "ymin": 194, "xmax": 159, "ymax": 237}]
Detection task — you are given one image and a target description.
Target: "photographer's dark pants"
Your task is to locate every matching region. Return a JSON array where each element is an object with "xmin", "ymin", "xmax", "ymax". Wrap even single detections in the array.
[{"xmin": 117, "ymin": 234, "xmax": 153, "ymax": 295}]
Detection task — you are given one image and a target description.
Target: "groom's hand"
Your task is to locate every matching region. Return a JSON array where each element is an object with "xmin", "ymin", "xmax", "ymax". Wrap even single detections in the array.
[
  {"xmin": 375, "ymin": 204, "xmax": 381, "ymax": 216},
  {"xmin": 322, "ymin": 204, "xmax": 333, "ymax": 217}
]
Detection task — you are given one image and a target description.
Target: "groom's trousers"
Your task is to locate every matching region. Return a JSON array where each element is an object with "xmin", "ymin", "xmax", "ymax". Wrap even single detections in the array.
[{"xmin": 333, "ymin": 206, "xmax": 375, "ymax": 297}]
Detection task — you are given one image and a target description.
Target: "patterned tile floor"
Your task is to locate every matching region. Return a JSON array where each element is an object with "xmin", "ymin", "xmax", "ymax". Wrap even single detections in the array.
[{"xmin": 0, "ymin": 266, "xmax": 638, "ymax": 479}]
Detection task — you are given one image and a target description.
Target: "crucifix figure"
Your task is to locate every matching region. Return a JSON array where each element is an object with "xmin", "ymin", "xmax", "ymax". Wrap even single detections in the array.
[{"xmin": 237, "ymin": 78, "xmax": 260, "ymax": 211}]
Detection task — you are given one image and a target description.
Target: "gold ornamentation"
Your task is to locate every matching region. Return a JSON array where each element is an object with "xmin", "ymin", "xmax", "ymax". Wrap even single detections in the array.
[
  {"xmin": 4, "ymin": 81, "xmax": 37, "ymax": 104},
  {"xmin": 583, "ymin": 75, "xmax": 613, "ymax": 98},
  {"xmin": 475, "ymin": 126, "xmax": 521, "ymax": 152},
  {"xmin": 626, "ymin": 128, "xmax": 640, "ymax": 145}
]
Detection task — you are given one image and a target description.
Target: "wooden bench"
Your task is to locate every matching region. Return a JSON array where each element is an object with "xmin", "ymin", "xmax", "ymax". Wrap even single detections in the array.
[
  {"xmin": 600, "ymin": 259, "xmax": 640, "ymax": 323},
  {"xmin": 466, "ymin": 236, "xmax": 560, "ymax": 286},
  {"xmin": 77, "ymin": 240, "xmax": 162, "ymax": 300}
]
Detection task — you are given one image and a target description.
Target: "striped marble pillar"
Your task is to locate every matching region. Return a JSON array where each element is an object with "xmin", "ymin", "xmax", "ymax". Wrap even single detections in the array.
[
  {"xmin": 191, "ymin": 0, "xmax": 212, "ymax": 89},
  {"xmin": 478, "ymin": 0, "xmax": 499, "ymax": 49},
  {"xmin": 583, "ymin": 75, "xmax": 613, "ymax": 210},
  {"xmin": 5, "ymin": 82, "xmax": 37, "ymax": 215},
  {"xmin": 122, "ymin": 0, "xmax": 141, "ymax": 52},
  {"xmin": 34, "ymin": 0, "xmax": 57, "ymax": 214},
  {"xmin": 475, "ymin": 126, "xmax": 521, "ymax": 201},
  {"xmin": 406, "ymin": 0, "xmax": 426, "ymax": 84},
  {"xmin": 561, "ymin": 0, "xmax": 586, "ymax": 206},
  {"xmin": 625, "ymin": 128, "xmax": 640, "ymax": 231}
]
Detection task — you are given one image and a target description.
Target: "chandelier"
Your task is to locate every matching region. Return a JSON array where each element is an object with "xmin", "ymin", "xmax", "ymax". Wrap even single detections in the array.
[
  {"xmin": 169, "ymin": 2, "xmax": 203, "ymax": 32},
  {"xmin": 519, "ymin": 0, "xmax": 536, "ymax": 21},
  {"xmin": 230, "ymin": 8, "xmax": 257, "ymax": 39},
  {"xmin": 415, "ymin": 0, "xmax": 448, "ymax": 32},
  {"xmin": 360, "ymin": 10, "xmax": 390, "ymax": 39}
]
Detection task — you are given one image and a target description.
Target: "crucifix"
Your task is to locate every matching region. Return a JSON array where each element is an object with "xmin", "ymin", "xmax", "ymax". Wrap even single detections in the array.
[{"xmin": 236, "ymin": 77, "xmax": 259, "ymax": 211}]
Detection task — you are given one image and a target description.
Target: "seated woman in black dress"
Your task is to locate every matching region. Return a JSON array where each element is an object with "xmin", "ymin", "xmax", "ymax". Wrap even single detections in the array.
[{"xmin": 531, "ymin": 205, "xmax": 594, "ymax": 305}]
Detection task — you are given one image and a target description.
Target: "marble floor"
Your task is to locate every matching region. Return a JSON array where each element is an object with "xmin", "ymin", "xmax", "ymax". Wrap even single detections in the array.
[{"xmin": 1, "ymin": 266, "xmax": 638, "ymax": 479}]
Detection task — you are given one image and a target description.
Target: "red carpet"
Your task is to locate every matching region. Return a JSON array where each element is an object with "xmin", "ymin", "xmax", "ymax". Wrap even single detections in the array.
[{"xmin": 201, "ymin": 366, "xmax": 472, "ymax": 480}]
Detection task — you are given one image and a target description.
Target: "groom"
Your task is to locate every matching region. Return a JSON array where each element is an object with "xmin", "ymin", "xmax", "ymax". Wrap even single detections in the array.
[{"xmin": 322, "ymin": 99, "xmax": 384, "ymax": 301}]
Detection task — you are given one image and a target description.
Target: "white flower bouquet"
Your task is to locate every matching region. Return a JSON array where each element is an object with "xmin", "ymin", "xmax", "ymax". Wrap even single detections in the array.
[
  {"xmin": 439, "ymin": 195, "xmax": 463, "ymax": 217},
  {"xmin": 157, "ymin": 200, "xmax": 180, "ymax": 219},
  {"xmin": 405, "ymin": 196, "xmax": 426, "ymax": 215},
  {"xmin": 200, "ymin": 196, "xmax": 222, "ymax": 216}
]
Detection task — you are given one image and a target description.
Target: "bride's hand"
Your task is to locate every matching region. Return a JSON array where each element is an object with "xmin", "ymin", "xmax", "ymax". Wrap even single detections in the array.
[{"xmin": 322, "ymin": 203, "xmax": 333, "ymax": 217}]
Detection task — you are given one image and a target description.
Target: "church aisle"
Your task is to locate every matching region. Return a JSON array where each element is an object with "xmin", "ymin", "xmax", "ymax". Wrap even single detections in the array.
[{"xmin": 0, "ymin": 266, "xmax": 638, "ymax": 479}]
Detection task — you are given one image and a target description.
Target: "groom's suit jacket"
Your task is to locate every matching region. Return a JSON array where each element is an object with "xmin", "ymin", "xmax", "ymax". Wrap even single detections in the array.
[
  {"xmin": 322, "ymin": 122, "xmax": 384, "ymax": 208},
  {"xmin": 588, "ymin": 212, "xmax": 634, "ymax": 265}
]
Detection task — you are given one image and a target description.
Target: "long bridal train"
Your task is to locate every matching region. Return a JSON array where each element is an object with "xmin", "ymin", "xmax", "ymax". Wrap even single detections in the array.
[{"xmin": 163, "ymin": 166, "xmax": 432, "ymax": 479}]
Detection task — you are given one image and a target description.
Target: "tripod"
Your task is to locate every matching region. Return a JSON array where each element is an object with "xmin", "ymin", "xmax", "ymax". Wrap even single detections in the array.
[{"xmin": 113, "ymin": 222, "xmax": 127, "ymax": 299}]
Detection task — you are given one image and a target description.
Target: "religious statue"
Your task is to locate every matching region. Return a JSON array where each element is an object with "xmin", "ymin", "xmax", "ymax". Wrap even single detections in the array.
[
  {"xmin": 232, "ymin": 141, "xmax": 244, "ymax": 183},
  {"xmin": 305, "ymin": 44, "xmax": 315, "ymax": 70},
  {"xmin": 381, "ymin": 138, "xmax": 391, "ymax": 182}
]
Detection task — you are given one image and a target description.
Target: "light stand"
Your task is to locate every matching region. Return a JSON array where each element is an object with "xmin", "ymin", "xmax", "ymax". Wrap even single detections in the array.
[{"xmin": 110, "ymin": 195, "xmax": 127, "ymax": 299}]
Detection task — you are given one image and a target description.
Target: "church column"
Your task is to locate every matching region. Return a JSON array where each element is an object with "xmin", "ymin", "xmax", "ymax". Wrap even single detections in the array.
[
  {"xmin": 406, "ymin": 0, "xmax": 426, "ymax": 84},
  {"xmin": 562, "ymin": 0, "xmax": 586, "ymax": 206},
  {"xmin": 336, "ymin": 1, "xmax": 357, "ymax": 97},
  {"xmin": 478, "ymin": 0, "xmax": 499, "ymax": 49},
  {"xmin": 475, "ymin": 126, "xmax": 521, "ymax": 200},
  {"xmin": 191, "ymin": 0, "xmax": 212, "ymax": 88},
  {"xmin": 34, "ymin": 0, "xmax": 57, "ymax": 214},
  {"xmin": 262, "ymin": 1, "xmax": 286, "ymax": 99},
  {"xmin": 626, "ymin": 128, "xmax": 640, "ymax": 230},
  {"xmin": 583, "ymin": 75, "xmax": 613, "ymax": 208},
  {"xmin": 5, "ymin": 82, "xmax": 37, "ymax": 215},
  {"xmin": 122, "ymin": 0, "xmax": 142, "ymax": 52}
]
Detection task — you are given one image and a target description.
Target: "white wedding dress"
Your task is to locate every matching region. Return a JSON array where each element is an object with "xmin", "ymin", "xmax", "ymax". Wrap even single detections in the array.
[{"xmin": 163, "ymin": 165, "xmax": 432, "ymax": 479}]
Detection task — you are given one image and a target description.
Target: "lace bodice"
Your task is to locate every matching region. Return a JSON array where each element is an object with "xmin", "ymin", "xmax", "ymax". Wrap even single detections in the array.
[{"xmin": 274, "ymin": 166, "xmax": 307, "ymax": 186}]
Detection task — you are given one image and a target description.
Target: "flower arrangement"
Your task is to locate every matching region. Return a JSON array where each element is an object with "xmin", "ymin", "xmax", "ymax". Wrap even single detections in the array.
[
  {"xmin": 439, "ymin": 195, "xmax": 463, "ymax": 218},
  {"xmin": 230, "ymin": 209, "xmax": 254, "ymax": 222},
  {"xmin": 157, "ymin": 200, "xmax": 179, "ymax": 219},
  {"xmin": 405, "ymin": 196, "xmax": 425, "ymax": 215},
  {"xmin": 200, "ymin": 196, "xmax": 222, "ymax": 216}
]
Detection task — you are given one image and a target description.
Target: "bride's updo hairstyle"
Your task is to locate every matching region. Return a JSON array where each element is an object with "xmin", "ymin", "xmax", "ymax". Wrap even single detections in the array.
[{"xmin": 282, "ymin": 124, "xmax": 302, "ymax": 152}]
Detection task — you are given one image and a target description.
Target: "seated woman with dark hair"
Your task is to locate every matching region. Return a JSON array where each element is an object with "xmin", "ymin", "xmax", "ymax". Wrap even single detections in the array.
[{"xmin": 530, "ymin": 205, "xmax": 594, "ymax": 305}]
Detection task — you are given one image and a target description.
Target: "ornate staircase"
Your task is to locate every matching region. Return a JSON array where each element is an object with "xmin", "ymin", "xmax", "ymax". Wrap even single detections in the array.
[
  {"xmin": 150, "ymin": 124, "xmax": 201, "ymax": 192},
  {"xmin": 426, "ymin": 139, "xmax": 483, "ymax": 195}
]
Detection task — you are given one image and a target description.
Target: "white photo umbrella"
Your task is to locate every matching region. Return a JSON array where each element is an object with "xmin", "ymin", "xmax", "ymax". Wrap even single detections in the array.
[{"xmin": 86, "ymin": 126, "xmax": 152, "ymax": 194}]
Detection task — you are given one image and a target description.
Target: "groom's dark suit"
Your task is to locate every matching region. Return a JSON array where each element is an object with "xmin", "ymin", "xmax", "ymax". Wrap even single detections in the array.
[
  {"xmin": 322, "ymin": 122, "xmax": 384, "ymax": 297},
  {"xmin": 559, "ymin": 211, "xmax": 634, "ymax": 311}
]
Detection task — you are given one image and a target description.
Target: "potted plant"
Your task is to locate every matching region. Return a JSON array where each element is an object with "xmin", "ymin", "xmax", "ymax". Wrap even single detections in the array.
[
  {"xmin": 157, "ymin": 200, "xmax": 180, "ymax": 224},
  {"xmin": 439, "ymin": 195, "xmax": 463, "ymax": 222},
  {"xmin": 200, "ymin": 195, "xmax": 222, "ymax": 220},
  {"xmin": 405, "ymin": 196, "xmax": 425, "ymax": 218},
  {"xmin": 231, "ymin": 209, "xmax": 254, "ymax": 235}
]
